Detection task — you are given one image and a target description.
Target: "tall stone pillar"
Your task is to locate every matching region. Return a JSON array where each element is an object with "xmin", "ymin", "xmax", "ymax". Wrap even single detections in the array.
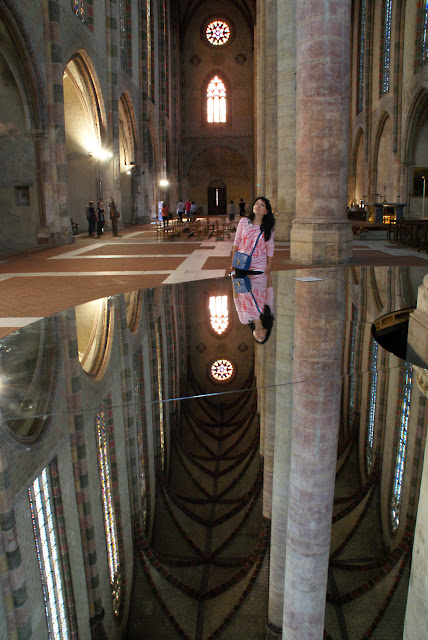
[
  {"xmin": 256, "ymin": 0, "xmax": 266, "ymax": 194},
  {"xmin": 105, "ymin": 0, "xmax": 121, "ymax": 210},
  {"xmin": 266, "ymin": 273, "xmax": 295, "ymax": 639},
  {"xmin": 265, "ymin": 0, "xmax": 278, "ymax": 208},
  {"xmin": 275, "ymin": 0, "xmax": 297, "ymax": 241},
  {"xmin": 290, "ymin": 0, "xmax": 353, "ymax": 264},
  {"xmin": 282, "ymin": 269, "xmax": 345, "ymax": 639}
]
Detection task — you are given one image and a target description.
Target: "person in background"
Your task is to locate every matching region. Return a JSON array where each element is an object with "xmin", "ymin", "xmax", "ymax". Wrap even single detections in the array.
[
  {"xmin": 109, "ymin": 197, "xmax": 120, "ymax": 237},
  {"xmin": 86, "ymin": 200, "xmax": 96, "ymax": 237},
  {"xmin": 96, "ymin": 200, "xmax": 105, "ymax": 238},
  {"xmin": 227, "ymin": 200, "xmax": 236, "ymax": 230},
  {"xmin": 161, "ymin": 202, "xmax": 170, "ymax": 227},
  {"xmin": 185, "ymin": 198, "xmax": 191, "ymax": 221},
  {"xmin": 190, "ymin": 201, "xmax": 197, "ymax": 222},
  {"xmin": 176, "ymin": 199, "xmax": 185, "ymax": 221},
  {"xmin": 239, "ymin": 198, "xmax": 246, "ymax": 216}
]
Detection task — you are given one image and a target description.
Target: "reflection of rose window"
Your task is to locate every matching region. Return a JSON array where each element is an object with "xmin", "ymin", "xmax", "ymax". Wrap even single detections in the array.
[
  {"xmin": 206, "ymin": 20, "xmax": 231, "ymax": 46},
  {"xmin": 211, "ymin": 359, "xmax": 233, "ymax": 381}
]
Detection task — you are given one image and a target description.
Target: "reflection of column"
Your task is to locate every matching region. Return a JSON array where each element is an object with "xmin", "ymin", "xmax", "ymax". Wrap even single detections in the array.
[
  {"xmin": 265, "ymin": 0, "xmax": 278, "ymax": 209},
  {"xmin": 290, "ymin": 0, "xmax": 353, "ymax": 264},
  {"xmin": 267, "ymin": 273, "xmax": 295, "ymax": 639},
  {"xmin": 256, "ymin": 0, "xmax": 266, "ymax": 195},
  {"xmin": 407, "ymin": 274, "xmax": 428, "ymax": 368},
  {"xmin": 282, "ymin": 269, "xmax": 345, "ymax": 638},
  {"xmin": 0, "ymin": 433, "xmax": 31, "ymax": 638},
  {"xmin": 105, "ymin": 0, "xmax": 121, "ymax": 209}
]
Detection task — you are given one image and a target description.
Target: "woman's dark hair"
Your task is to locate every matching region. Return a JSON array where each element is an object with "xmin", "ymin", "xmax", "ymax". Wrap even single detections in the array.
[
  {"xmin": 248, "ymin": 304, "xmax": 274, "ymax": 344},
  {"xmin": 248, "ymin": 196, "xmax": 275, "ymax": 241}
]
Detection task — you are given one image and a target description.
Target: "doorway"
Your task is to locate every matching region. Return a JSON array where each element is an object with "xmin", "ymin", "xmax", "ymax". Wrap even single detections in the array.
[{"xmin": 207, "ymin": 181, "xmax": 226, "ymax": 215}]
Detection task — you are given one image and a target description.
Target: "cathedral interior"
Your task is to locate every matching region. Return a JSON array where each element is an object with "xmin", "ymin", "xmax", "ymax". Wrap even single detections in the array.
[{"xmin": 1, "ymin": 1, "xmax": 428, "ymax": 639}]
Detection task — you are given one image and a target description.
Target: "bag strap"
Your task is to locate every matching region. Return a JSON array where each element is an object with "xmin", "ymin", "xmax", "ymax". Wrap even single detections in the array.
[
  {"xmin": 249, "ymin": 231, "xmax": 263, "ymax": 259},
  {"xmin": 250, "ymin": 290, "xmax": 262, "ymax": 315}
]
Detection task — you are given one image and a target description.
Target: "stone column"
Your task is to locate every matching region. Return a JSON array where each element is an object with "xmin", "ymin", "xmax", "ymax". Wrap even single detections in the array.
[
  {"xmin": 282, "ymin": 269, "xmax": 345, "ymax": 639},
  {"xmin": 290, "ymin": 0, "xmax": 353, "ymax": 264},
  {"xmin": 275, "ymin": 0, "xmax": 297, "ymax": 241},
  {"xmin": 266, "ymin": 273, "xmax": 295, "ymax": 638},
  {"xmin": 256, "ymin": 0, "xmax": 266, "ymax": 194},
  {"xmin": 105, "ymin": 0, "xmax": 121, "ymax": 210},
  {"xmin": 265, "ymin": 0, "xmax": 278, "ymax": 208},
  {"xmin": 403, "ymin": 434, "xmax": 428, "ymax": 640}
]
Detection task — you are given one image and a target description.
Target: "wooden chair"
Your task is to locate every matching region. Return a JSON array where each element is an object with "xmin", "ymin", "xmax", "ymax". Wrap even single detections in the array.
[{"xmin": 70, "ymin": 219, "xmax": 79, "ymax": 235}]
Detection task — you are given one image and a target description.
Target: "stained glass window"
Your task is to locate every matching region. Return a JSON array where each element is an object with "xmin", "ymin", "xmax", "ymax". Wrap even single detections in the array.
[
  {"xmin": 211, "ymin": 359, "xmax": 233, "ymax": 381},
  {"xmin": 366, "ymin": 339, "xmax": 378, "ymax": 473},
  {"xmin": 207, "ymin": 76, "xmax": 227, "ymax": 123},
  {"xmin": 155, "ymin": 321, "xmax": 165, "ymax": 470},
  {"xmin": 146, "ymin": 0, "xmax": 154, "ymax": 100},
  {"xmin": 209, "ymin": 295, "xmax": 228, "ymax": 335},
  {"xmin": 73, "ymin": 0, "xmax": 85, "ymax": 21},
  {"xmin": 357, "ymin": 0, "xmax": 367, "ymax": 113},
  {"xmin": 348, "ymin": 306, "xmax": 358, "ymax": 429},
  {"xmin": 133, "ymin": 349, "xmax": 148, "ymax": 529},
  {"xmin": 391, "ymin": 365, "xmax": 412, "ymax": 533},
  {"xmin": 206, "ymin": 20, "xmax": 231, "ymax": 46},
  {"xmin": 423, "ymin": 0, "xmax": 428, "ymax": 64},
  {"xmin": 29, "ymin": 468, "xmax": 70, "ymax": 640},
  {"xmin": 96, "ymin": 408, "xmax": 122, "ymax": 616},
  {"xmin": 381, "ymin": 0, "xmax": 392, "ymax": 94}
]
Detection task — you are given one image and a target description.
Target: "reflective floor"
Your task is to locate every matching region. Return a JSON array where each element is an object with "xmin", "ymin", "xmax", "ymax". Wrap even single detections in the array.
[{"xmin": 0, "ymin": 265, "xmax": 426, "ymax": 639}]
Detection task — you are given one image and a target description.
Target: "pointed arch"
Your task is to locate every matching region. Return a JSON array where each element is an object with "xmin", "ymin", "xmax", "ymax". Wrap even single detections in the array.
[{"xmin": 119, "ymin": 92, "xmax": 138, "ymax": 165}]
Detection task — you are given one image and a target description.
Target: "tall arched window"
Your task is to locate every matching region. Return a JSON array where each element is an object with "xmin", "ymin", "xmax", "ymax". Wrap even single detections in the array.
[
  {"xmin": 357, "ymin": 0, "xmax": 367, "ymax": 113},
  {"xmin": 96, "ymin": 404, "xmax": 123, "ymax": 616},
  {"xmin": 73, "ymin": 0, "xmax": 86, "ymax": 22},
  {"xmin": 209, "ymin": 295, "xmax": 228, "ymax": 335},
  {"xmin": 380, "ymin": 0, "xmax": 392, "ymax": 94},
  {"xmin": 416, "ymin": 0, "xmax": 428, "ymax": 66},
  {"xmin": 390, "ymin": 364, "xmax": 412, "ymax": 533},
  {"xmin": 207, "ymin": 76, "xmax": 227, "ymax": 123},
  {"xmin": 120, "ymin": 0, "xmax": 132, "ymax": 72},
  {"xmin": 366, "ymin": 338, "xmax": 378, "ymax": 473}
]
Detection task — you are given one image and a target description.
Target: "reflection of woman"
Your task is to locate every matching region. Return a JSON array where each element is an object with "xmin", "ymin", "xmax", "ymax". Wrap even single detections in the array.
[
  {"xmin": 233, "ymin": 273, "xmax": 274, "ymax": 344},
  {"xmin": 230, "ymin": 197, "xmax": 275, "ymax": 273}
]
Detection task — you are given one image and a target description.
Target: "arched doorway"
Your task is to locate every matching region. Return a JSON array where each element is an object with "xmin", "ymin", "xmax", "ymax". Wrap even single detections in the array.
[
  {"xmin": 63, "ymin": 54, "xmax": 106, "ymax": 231},
  {"xmin": 119, "ymin": 93, "xmax": 138, "ymax": 224},
  {"xmin": 207, "ymin": 179, "xmax": 226, "ymax": 215}
]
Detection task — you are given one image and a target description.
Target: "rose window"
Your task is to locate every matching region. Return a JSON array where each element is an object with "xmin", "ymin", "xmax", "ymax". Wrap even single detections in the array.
[
  {"xmin": 206, "ymin": 21, "xmax": 231, "ymax": 46},
  {"xmin": 211, "ymin": 359, "xmax": 234, "ymax": 381}
]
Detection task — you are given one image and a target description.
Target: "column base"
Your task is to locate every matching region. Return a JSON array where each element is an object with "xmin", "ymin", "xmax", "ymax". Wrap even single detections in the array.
[
  {"xmin": 266, "ymin": 619, "xmax": 282, "ymax": 639},
  {"xmin": 290, "ymin": 218, "xmax": 352, "ymax": 265},
  {"xmin": 274, "ymin": 211, "xmax": 295, "ymax": 241}
]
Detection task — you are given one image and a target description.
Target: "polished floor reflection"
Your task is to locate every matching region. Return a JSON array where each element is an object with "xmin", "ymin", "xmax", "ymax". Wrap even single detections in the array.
[{"xmin": 0, "ymin": 266, "xmax": 426, "ymax": 639}]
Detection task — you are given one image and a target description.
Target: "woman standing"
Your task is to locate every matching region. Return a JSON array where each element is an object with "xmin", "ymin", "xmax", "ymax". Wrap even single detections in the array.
[
  {"xmin": 161, "ymin": 202, "xmax": 170, "ymax": 227},
  {"xmin": 96, "ymin": 201, "xmax": 105, "ymax": 237},
  {"xmin": 230, "ymin": 196, "xmax": 275, "ymax": 273}
]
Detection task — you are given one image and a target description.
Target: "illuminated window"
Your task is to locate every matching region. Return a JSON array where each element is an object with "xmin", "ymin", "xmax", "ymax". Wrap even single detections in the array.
[
  {"xmin": 211, "ymin": 359, "xmax": 233, "ymax": 381},
  {"xmin": 366, "ymin": 339, "xmax": 378, "ymax": 473},
  {"xmin": 209, "ymin": 295, "xmax": 228, "ymax": 335},
  {"xmin": 73, "ymin": 0, "xmax": 85, "ymax": 21},
  {"xmin": 206, "ymin": 20, "xmax": 231, "ymax": 46},
  {"xmin": 357, "ymin": 0, "xmax": 367, "ymax": 113},
  {"xmin": 380, "ymin": 0, "xmax": 392, "ymax": 94},
  {"xmin": 207, "ymin": 76, "xmax": 227, "ymax": 123},
  {"xmin": 417, "ymin": 0, "xmax": 428, "ymax": 66},
  {"xmin": 96, "ymin": 408, "xmax": 122, "ymax": 616},
  {"xmin": 155, "ymin": 321, "xmax": 165, "ymax": 471},
  {"xmin": 29, "ymin": 467, "xmax": 72, "ymax": 639},
  {"xmin": 390, "ymin": 365, "xmax": 412, "ymax": 533}
]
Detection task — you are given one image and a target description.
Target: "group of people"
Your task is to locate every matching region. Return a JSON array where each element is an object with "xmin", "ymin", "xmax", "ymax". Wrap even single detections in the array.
[
  {"xmin": 231, "ymin": 196, "xmax": 275, "ymax": 345},
  {"xmin": 86, "ymin": 198, "xmax": 120, "ymax": 237},
  {"xmin": 160, "ymin": 199, "xmax": 198, "ymax": 227}
]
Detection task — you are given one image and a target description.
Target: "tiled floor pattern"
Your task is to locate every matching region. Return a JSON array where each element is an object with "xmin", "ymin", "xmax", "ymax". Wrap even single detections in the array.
[{"xmin": 0, "ymin": 222, "xmax": 427, "ymax": 338}]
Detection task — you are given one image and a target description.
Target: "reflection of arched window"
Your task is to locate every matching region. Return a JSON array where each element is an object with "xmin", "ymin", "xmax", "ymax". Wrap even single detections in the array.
[
  {"xmin": 209, "ymin": 295, "xmax": 228, "ymax": 335},
  {"xmin": 155, "ymin": 320, "xmax": 165, "ymax": 471},
  {"xmin": 390, "ymin": 364, "xmax": 412, "ymax": 533},
  {"xmin": 347, "ymin": 305, "xmax": 358, "ymax": 429},
  {"xmin": 366, "ymin": 339, "xmax": 378, "ymax": 473},
  {"xmin": 207, "ymin": 76, "xmax": 227, "ymax": 123},
  {"xmin": 96, "ymin": 404, "xmax": 123, "ymax": 616},
  {"xmin": 133, "ymin": 348, "xmax": 148, "ymax": 531},
  {"xmin": 29, "ymin": 462, "xmax": 77, "ymax": 637}
]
